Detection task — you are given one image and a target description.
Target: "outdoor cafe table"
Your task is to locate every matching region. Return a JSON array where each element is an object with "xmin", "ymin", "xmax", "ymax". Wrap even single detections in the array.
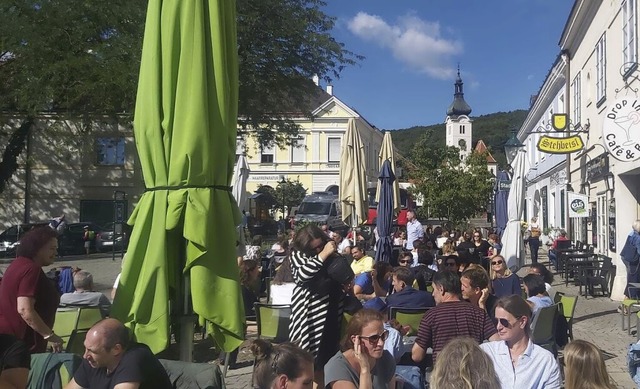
[{"xmin": 563, "ymin": 252, "xmax": 598, "ymax": 291}]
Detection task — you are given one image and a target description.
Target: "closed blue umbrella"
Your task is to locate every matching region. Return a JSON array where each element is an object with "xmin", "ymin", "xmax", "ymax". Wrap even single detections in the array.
[
  {"xmin": 375, "ymin": 159, "xmax": 395, "ymax": 262},
  {"xmin": 494, "ymin": 170, "xmax": 510, "ymax": 237}
]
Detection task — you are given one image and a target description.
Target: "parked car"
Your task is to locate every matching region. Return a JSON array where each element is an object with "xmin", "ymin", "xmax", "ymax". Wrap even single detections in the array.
[
  {"xmin": 0, "ymin": 222, "xmax": 49, "ymax": 258},
  {"xmin": 96, "ymin": 222, "xmax": 131, "ymax": 252},
  {"xmin": 58, "ymin": 222, "xmax": 105, "ymax": 255}
]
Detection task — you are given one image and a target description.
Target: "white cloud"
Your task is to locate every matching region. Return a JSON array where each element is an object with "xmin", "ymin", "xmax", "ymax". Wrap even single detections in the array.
[
  {"xmin": 347, "ymin": 12, "xmax": 462, "ymax": 80},
  {"xmin": 527, "ymin": 74, "xmax": 535, "ymax": 80}
]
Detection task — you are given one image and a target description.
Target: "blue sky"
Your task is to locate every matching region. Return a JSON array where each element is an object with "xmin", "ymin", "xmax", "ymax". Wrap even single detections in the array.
[{"xmin": 321, "ymin": 1, "xmax": 574, "ymax": 130}]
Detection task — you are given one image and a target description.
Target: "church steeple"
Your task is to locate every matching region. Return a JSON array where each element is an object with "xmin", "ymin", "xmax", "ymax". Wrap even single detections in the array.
[{"xmin": 446, "ymin": 65, "xmax": 472, "ymax": 117}]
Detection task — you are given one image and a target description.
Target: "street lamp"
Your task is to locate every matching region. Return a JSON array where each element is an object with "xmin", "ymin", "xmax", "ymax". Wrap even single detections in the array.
[{"xmin": 504, "ymin": 128, "xmax": 525, "ymax": 165}]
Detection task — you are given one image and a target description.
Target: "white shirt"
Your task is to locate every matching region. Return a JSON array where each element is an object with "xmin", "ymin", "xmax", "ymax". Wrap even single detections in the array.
[
  {"xmin": 337, "ymin": 238, "xmax": 352, "ymax": 254},
  {"xmin": 480, "ymin": 339, "xmax": 561, "ymax": 389},
  {"xmin": 270, "ymin": 283, "xmax": 295, "ymax": 305},
  {"xmin": 405, "ymin": 220, "xmax": 424, "ymax": 250}
]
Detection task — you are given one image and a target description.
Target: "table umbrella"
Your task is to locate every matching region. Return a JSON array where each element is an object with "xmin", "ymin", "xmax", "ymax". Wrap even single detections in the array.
[
  {"xmin": 232, "ymin": 155, "xmax": 250, "ymax": 252},
  {"xmin": 111, "ymin": 0, "xmax": 244, "ymax": 357},
  {"xmin": 501, "ymin": 151, "xmax": 526, "ymax": 271},
  {"xmin": 374, "ymin": 159, "xmax": 395, "ymax": 262},
  {"xmin": 494, "ymin": 169, "xmax": 510, "ymax": 237},
  {"xmin": 376, "ymin": 131, "xmax": 400, "ymax": 215},
  {"xmin": 340, "ymin": 119, "xmax": 368, "ymax": 235}
]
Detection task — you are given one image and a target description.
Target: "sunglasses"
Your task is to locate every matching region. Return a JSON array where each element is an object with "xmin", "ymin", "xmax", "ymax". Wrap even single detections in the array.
[
  {"xmin": 495, "ymin": 317, "xmax": 521, "ymax": 328},
  {"xmin": 359, "ymin": 330, "xmax": 389, "ymax": 345},
  {"xmin": 491, "ymin": 260, "xmax": 504, "ymax": 265}
]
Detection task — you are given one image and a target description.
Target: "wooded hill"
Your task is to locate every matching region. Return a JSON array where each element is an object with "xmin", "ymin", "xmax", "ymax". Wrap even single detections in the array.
[{"xmin": 390, "ymin": 110, "xmax": 529, "ymax": 168}]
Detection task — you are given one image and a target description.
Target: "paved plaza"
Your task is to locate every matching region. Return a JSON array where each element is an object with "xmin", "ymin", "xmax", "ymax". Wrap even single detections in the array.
[{"xmin": 1, "ymin": 248, "xmax": 637, "ymax": 388}]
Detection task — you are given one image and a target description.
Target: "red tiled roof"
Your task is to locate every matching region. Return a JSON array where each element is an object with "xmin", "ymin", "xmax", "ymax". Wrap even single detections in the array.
[{"xmin": 474, "ymin": 140, "xmax": 497, "ymax": 163}]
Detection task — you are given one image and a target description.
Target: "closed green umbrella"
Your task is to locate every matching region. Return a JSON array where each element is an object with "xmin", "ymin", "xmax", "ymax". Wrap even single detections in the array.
[{"xmin": 111, "ymin": 0, "xmax": 244, "ymax": 355}]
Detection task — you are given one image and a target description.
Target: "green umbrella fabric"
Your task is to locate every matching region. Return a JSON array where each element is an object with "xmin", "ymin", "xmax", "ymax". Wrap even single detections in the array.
[
  {"xmin": 376, "ymin": 131, "xmax": 400, "ymax": 215},
  {"xmin": 111, "ymin": 0, "xmax": 244, "ymax": 354},
  {"xmin": 339, "ymin": 118, "xmax": 368, "ymax": 228}
]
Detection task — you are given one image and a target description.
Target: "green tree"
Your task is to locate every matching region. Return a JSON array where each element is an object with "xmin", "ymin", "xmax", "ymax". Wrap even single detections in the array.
[
  {"xmin": 258, "ymin": 179, "xmax": 307, "ymax": 217},
  {"xmin": 0, "ymin": 0, "xmax": 358, "ymax": 193},
  {"xmin": 408, "ymin": 130, "xmax": 494, "ymax": 225}
]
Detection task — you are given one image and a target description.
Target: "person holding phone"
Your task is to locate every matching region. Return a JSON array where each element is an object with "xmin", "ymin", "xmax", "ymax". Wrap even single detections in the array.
[{"xmin": 324, "ymin": 309, "xmax": 396, "ymax": 389}]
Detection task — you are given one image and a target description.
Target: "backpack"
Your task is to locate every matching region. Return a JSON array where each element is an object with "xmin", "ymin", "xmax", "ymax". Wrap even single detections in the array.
[{"xmin": 86, "ymin": 230, "xmax": 96, "ymax": 240}]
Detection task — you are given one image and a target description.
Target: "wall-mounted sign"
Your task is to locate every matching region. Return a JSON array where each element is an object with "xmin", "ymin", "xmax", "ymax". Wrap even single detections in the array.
[
  {"xmin": 568, "ymin": 191, "xmax": 589, "ymax": 218},
  {"xmin": 585, "ymin": 153, "xmax": 609, "ymax": 182},
  {"xmin": 602, "ymin": 97, "xmax": 640, "ymax": 162},
  {"xmin": 552, "ymin": 113, "xmax": 568, "ymax": 131},
  {"xmin": 537, "ymin": 135, "xmax": 584, "ymax": 154}
]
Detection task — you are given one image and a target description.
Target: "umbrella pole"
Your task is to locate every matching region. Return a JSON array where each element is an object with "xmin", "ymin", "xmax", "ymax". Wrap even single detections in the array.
[{"xmin": 179, "ymin": 273, "xmax": 195, "ymax": 362}]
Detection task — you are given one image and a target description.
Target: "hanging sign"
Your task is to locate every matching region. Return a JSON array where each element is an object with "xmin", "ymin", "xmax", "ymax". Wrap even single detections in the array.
[
  {"xmin": 537, "ymin": 135, "xmax": 584, "ymax": 154},
  {"xmin": 552, "ymin": 113, "xmax": 568, "ymax": 131},
  {"xmin": 567, "ymin": 191, "xmax": 589, "ymax": 218},
  {"xmin": 602, "ymin": 97, "xmax": 640, "ymax": 162}
]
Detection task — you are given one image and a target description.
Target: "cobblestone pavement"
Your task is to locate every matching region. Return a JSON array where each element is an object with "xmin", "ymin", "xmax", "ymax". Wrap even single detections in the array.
[{"xmin": 2, "ymin": 249, "xmax": 637, "ymax": 388}]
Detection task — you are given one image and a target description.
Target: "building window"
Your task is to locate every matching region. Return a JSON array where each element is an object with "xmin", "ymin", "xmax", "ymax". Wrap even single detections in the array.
[
  {"xmin": 572, "ymin": 73, "xmax": 581, "ymax": 126},
  {"xmin": 596, "ymin": 34, "xmax": 606, "ymax": 104},
  {"xmin": 260, "ymin": 145, "xmax": 274, "ymax": 164},
  {"xmin": 328, "ymin": 137, "xmax": 341, "ymax": 162},
  {"xmin": 597, "ymin": 196, "xmax": 607, "ymax": 252},
  {"xmin": 96, "ymin": 137, "xmax": 125, "ymax": 166},
  {"xmin": 291, "ymin": 135, "xmax": 306, "ymax": 163},
  {"xmin": 460, "ymin": 125, "xmax": 465, "ymax": 134},
  {"xmin": 623, "ymin": 0, "xmax": 638, "ymax": 76}
]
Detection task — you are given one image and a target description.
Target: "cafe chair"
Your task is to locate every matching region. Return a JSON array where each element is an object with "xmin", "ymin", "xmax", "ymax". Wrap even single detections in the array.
[
  {"xmin": 621, "ymin": 284, "xmax": 640, "ymax": 334},
  {"xmin": 388, "ymin": 307, "xmax": 430, "ymax": 336},
  {"xmin": 254, "ymin": 303, "xmax": 291, "ymax": 343},
  {"xmin": 554, "ymin": 292, "xmax": 578, "ymax": 341},
  {"xmin": 584, "ymin": 256, "xmax": 613, "ymax": 297},
  {"xmin": 160, "ymin": 359, "xmax": 225, "ymax": 389},
  {"xmin": 52, "ymin": 307, "xmax": 103, "ymax": 354},
  {"xmin": 531, "ymin": 303, "xmax": 560, "ymax": 356}
]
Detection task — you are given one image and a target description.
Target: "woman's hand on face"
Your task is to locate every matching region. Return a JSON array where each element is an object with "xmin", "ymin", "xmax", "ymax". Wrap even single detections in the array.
[
  {"xmin": 353, "ymin": 336, "xmax": 370, "ymax": 370},
  {"xmin": 319, "ymin": 241, "xmax": 336, "ymax": 260}
]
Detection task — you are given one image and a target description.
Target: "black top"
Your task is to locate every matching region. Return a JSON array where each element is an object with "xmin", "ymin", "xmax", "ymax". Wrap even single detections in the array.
[{"xmin": 74, "ymin": 343, "xmax": 172, "ymax": 389}]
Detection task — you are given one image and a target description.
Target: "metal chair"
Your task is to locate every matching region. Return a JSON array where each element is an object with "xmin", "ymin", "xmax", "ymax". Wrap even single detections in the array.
[
  {"xmin": 584, "ymin": 255, "xmax": 613, "ymax": 297},
  {"xmin": 254, "ymin": 303, "xmax": 291, "ymax": 343},
  {"xmin": 531, "ymin": 303, "xmax": 560, "ymax": 356},
  {"xmin": 388, "ymin": 307, "xmax": 430, "ymax": 336},
  {"xmin": 554, "ymin": 292, "xmax": 578, "ymax": 341}
]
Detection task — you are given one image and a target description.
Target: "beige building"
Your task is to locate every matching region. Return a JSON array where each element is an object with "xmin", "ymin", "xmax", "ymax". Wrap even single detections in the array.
[{"xmin": 237, "ymin": 83, "xmax": 388, "ymax": 213}]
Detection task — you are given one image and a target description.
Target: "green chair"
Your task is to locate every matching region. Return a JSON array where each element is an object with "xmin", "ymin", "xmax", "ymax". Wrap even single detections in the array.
[
  {"xmin": 556, "ymin": 293, "xmax": 578, "ymax": 341},
  {"xmin": 388, "ymin": 307, "xmax": 430, "ymax": 336},
  {"xmin": 52, "ymin": 309, "xmax": 79, "ymax": 347},
  {"xmin": 75, "ymin": 307, "xmax": 103, "ymax": 331},
  {"xmin": 621, "ymin": 284, "xmax": 640, "ymax": 334},
  {"xmin": 341, "ymin": 312, "xmax": 353, "ymax": 339},
  {"xmin": 254, "ymin": 303, "xmax": 291, "ymax": 343}
]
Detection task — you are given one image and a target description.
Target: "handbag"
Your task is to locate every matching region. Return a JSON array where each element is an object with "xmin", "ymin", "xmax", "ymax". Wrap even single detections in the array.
[{"xmin": 621, "ymin": 235, "xmax": 640, "ymax": 266}]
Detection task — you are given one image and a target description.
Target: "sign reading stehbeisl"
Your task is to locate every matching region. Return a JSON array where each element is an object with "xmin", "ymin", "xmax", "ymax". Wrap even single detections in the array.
[
  {"xmin": 536, "ymin": 113, "xmax": 584, "ymax": 154},
  {"xmin": 602, "ymin": 97, "xmax": 640, "ymax": 162}
]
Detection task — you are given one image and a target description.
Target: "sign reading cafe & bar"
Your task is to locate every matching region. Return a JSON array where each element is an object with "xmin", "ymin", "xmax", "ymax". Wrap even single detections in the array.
[{"xmin": 602, "ymin": 97, "xmax": 640, "ymax": 162}]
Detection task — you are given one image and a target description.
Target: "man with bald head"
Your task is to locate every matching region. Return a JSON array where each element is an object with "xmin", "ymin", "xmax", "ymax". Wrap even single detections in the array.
[{"xmin": 64, "ymin": 318, "xmax": 171, "ymax": 389}]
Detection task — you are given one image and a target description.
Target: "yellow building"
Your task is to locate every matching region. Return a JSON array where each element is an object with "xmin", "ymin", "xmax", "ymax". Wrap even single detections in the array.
[{"xmin": 236, "ymin": 84, "xmax": 388, "ymax": 213}]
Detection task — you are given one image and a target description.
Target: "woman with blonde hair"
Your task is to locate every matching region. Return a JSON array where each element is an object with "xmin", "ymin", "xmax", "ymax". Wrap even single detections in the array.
[
  {"xmin": 430, "ymin": 337, "xmax": 500, "ymax": 389},
  {"xmin": 563, "ymin": 340, "xmax": 616, "ymax": 389},
  {"xmin": 489, "ymin": 255, "xmax": 522, "ymax": 298}
]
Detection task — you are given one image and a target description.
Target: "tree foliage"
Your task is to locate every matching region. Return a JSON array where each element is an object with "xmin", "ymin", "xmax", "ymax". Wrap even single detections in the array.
[
  {"xmin": 408, "ymin": 130, "xmax": 494, "ymax": 226},
  {"xmin": 257, "ymin": 179, "xmax": 307, "ymax": 216},
  {"xmin": 0, "ymin": 0, "xmax": 359, "ymax": 194}
]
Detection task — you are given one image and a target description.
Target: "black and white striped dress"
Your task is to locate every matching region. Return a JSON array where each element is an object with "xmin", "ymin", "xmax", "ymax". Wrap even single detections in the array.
[{"xmin": 289, "ymin": 249, "xmax": 343, "ymax": 365}]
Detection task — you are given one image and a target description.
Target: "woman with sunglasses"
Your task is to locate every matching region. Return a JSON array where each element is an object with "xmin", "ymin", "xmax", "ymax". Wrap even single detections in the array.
[
  {"xmin": 289, "ymin": 224, "xmax": 344, "ymax": 387},
  {"xmin": 324, "ymin": 309, "xmax": 396, "ymax": 389},
  {"xmin": 473, "ymin": 231, "xmax": 492, "ymax": 258},
  {"xmin": 480, "ymin": 295, "xmax": 561, "ymax": 389},
  {"xmin": 490, "ymin": 255, "xmax": 522, "ymax": 298}
]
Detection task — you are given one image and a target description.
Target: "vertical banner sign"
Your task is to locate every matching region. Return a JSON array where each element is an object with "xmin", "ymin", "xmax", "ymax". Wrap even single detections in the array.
[
  {"xmin": 602, "ymin": 97, "xmax": 640, "ymax": 162},
  {"xmin": 567, "ymin": 192, "xmax": 589, "ymax": 218}
]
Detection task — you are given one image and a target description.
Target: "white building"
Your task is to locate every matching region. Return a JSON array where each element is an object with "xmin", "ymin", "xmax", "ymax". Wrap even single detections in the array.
[{"xmin": 445, "ymin": 68, "xmax": 473, "ymax": 161}]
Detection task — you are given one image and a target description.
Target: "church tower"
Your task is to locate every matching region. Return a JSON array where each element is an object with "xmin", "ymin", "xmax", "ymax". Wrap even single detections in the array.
[{"xmin": 445, "ymin": 66, "xmax": 473, "ymax": 160}]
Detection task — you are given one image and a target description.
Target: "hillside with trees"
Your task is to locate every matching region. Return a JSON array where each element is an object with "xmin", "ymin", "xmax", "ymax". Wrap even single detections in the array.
[{"xmin": 390, "ymin": 110, "xmax": 528, "ymax": 168}]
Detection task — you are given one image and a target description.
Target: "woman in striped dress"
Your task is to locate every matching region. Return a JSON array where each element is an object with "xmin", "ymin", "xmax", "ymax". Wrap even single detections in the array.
[{"xmin": 289, "ymin": 224, "xmax": 344, "ymax": 387}]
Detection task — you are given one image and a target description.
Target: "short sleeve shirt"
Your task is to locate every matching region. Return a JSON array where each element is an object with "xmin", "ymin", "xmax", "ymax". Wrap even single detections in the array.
[
  {"xmin": 351, "ymin": 256, "xmax": 374, "ymax": 275},
  {"xmin": 73, "ymin": 343, "xmax": 172, "ymax": 389},
  {"xmin": 354, "ymin": 273, "xmax": 374, "ymax": 295},
  {"xmin": 415, "ymin": 300, "xmax": 496, "ymax": 362},
  {"xmin": 324, "ymin": 350, "xmax": 395, "ymax": 389},
  {"xmin": 0, "ymin": 257, "xmax": 60, "ymax": 352}
]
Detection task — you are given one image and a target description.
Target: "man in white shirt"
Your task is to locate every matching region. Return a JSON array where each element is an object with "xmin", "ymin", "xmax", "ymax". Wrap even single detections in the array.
[
  {"xmin": 405, "ymin": 210, "xmax": 424, "ymax": 250},
  {"xmin": 332, "ymin": 232, "xmax": 352, "ymax": 254}
]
